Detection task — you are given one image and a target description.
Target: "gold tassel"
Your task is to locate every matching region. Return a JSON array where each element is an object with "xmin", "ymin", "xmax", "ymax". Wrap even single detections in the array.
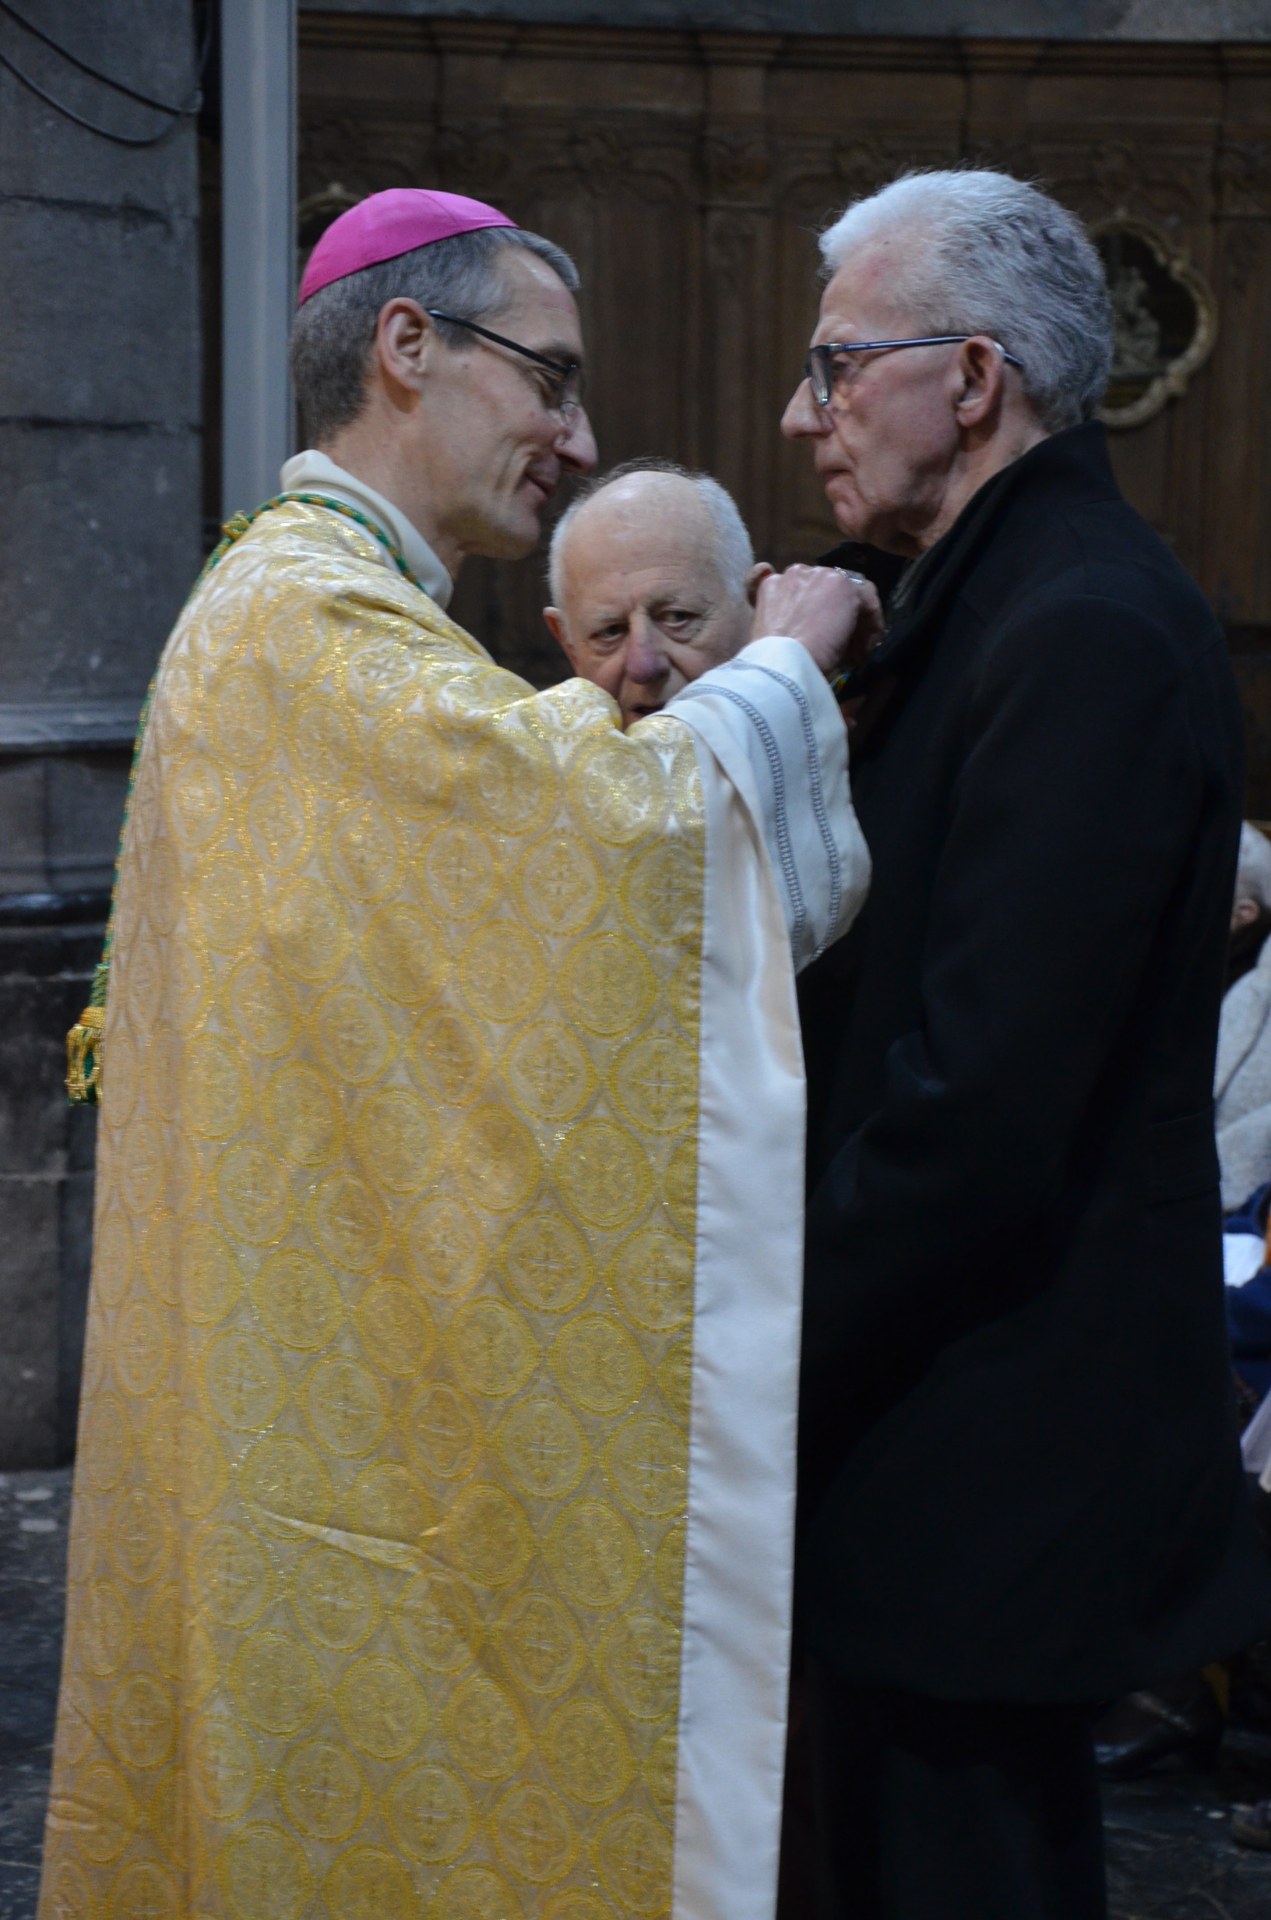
[{"xmin": 66, "ymin": 1005, "xmax": 105, "ymax": 1106}]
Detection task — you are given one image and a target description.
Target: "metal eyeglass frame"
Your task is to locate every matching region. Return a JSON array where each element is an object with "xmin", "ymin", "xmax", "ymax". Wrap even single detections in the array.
[
  {"xmin": 805, "ymin": 336, "xmax": 1025, "ymax": 406},
  {"xmin": 425, "ymin": 308, "xmax": 584, "ymax": 416}
]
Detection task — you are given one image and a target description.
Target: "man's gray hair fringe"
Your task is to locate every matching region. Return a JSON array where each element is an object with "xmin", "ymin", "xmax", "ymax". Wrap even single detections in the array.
[
  {"xmin": 290, "ymin": 225, "xmax": 580, "ymax": 446},
  {"xmin": 547, "ymin": 457, "xmax": 755, "ymax": 607},
  {"xmin": 819, "ymin": 169, "xmax": 1113, "ymax": 434}
]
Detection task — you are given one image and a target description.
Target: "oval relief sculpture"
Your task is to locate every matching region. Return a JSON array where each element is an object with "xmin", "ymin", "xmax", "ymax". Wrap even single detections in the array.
[{"xmin": 1093, "ymin": 214, "xmax": 1218, "ymax": 430}]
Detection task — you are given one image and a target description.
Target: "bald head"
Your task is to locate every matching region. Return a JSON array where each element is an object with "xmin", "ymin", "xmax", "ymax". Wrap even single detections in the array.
[{"xmin": 545, "ymin": 465, "xmax": 763, "ymax": 727}]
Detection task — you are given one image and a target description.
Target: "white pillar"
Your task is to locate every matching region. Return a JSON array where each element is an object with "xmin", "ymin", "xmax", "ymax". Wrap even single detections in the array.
[{"xmin": 220, "ymin": 0, "xmax": 297, "ymax": 518}]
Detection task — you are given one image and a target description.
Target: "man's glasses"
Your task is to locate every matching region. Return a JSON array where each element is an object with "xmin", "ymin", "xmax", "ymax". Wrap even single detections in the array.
[
  {"xmin": 425, "ymin": 309, "xmax": 585, "ymax": 419},
  {"xmin": 805, "ymin": 336, "xmax": 1025, "ymax": 407}
]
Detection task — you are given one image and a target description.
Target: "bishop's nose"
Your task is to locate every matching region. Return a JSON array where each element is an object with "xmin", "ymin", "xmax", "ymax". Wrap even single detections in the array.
[{"xmin": 557, "ymin": 406, "xmax": 598, "ymax": 473}]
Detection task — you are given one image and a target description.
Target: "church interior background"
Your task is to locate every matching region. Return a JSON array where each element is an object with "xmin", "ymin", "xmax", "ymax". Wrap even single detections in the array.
[
  {"xmin": 1, "ymin": 0, "xmax": 1270, "ymax": 1472},
  {"xmin": 6, "ymin": 15, "xmax": 1271, "ymax": 1916},
  {"xmin": 286, "ymin": 13, "xmax": 1271, "ymax": 763}
]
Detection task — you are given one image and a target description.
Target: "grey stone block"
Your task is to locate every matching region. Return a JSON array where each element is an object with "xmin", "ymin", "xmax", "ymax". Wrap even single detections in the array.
[
  {"xmin": 0, "ymin": 922, "xmax": 101, "ymax": 1466},
  {"xmin": 44, "ymin": 753, "xmax": 130, "ymax": 895},
  {"xmin": 6, "ymin": 0, "xmax": 200, "ymax": 99},
  {"xmin": 0, "ymin": 759, "xmax": 47, "ymax": 894},
  {"xmin": 0, "ymin": 753, "xmax": 127, "ymax": 895},
  {"xmin": 0, "ymin": 420, "xmax": 202, "ymax": 707},
  {"xmin": 0, "ymin": 1176, "xmax": 60, "ymax": 1468},
  {"xmin": 0, "ymin": 83, "xmax": 198, "ymax": 219},
  {"xmin": 0, "ymin": 3, "xmax": 199, "ymax": 212},
  {"xmin": 66, "ymin": 1102, "xmax": 98, "ymax": 1178},
  {"xmin": 0, "ymin": 926, "xmax": 101, "ymax": 1467},
  {"xmin": 0, "ymin": 0, "xmax": 202, "ymax": 1470},
  {"xmin": 0, "ymin": 974, "xmax": 73, "ymax": 1176},
  {"xmin": 0, "ymin": 200, "xmax": 200, "ymax": 426}
]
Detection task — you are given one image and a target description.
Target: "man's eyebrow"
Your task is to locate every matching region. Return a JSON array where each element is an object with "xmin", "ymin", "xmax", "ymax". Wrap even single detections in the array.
[{"xmin": 650, "ymin": 591, "xmax": 706, "ymax": 610}]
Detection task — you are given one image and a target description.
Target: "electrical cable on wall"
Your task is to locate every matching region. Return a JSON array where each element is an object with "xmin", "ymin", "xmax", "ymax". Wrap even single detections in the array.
[{"xmin": 0, "ymin": 0, "xmax": 211, "ymax": 147}]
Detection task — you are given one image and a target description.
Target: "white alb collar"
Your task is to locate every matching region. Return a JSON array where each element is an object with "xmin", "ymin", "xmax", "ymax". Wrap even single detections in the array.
[{"xmin": 279, "ymin": 449, "xmax": 453, "ymax": 610}]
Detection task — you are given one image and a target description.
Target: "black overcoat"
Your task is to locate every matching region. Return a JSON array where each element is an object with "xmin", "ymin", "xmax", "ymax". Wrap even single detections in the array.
[{"xmin": 797, "ymin": 422, "xmax": 1271, "ymax": 1703}]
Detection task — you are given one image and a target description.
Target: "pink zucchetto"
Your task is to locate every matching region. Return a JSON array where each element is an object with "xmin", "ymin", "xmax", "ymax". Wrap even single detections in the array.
[{"xmin": 297, "ymin": 188, "xmax": 518, "ymax": 306}]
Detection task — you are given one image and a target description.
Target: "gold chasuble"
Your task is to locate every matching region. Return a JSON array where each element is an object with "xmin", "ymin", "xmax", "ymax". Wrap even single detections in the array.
[{"xmin": 41, "ymin": 499, "xmax": 863, "ymax": 1920}]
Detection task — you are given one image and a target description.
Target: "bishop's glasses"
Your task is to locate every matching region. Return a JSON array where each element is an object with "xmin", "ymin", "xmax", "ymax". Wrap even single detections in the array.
[{"xmin": 425, "ymin": 309, "xmax": 584, "ymax": 420}]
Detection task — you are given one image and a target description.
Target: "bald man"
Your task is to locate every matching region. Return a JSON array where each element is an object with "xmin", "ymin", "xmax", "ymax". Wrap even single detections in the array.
[{"xmin": 546, "ymin": 458, "xmax": 770, "ymax": 725}]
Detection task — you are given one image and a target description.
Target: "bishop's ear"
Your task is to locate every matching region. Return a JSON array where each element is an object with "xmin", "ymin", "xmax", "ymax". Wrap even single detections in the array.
[
  {"xmin": 745, "ymin": 561, "xmax": 775, "ymax": 606},
  {"xmin": 374, "ymin": 298, "xmax": 432, "ymax": 399}
]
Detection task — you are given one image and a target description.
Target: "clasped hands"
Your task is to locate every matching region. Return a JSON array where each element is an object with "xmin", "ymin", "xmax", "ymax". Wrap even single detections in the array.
[{"xmin": 751, "ymin": 564, "xmax": 885, "ymax": 685}]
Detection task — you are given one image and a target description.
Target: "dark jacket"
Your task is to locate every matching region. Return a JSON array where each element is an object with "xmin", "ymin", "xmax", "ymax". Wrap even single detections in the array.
[{"xmin": 798, "ymin": 422, "xmax": 1271, "ymax": 1703}]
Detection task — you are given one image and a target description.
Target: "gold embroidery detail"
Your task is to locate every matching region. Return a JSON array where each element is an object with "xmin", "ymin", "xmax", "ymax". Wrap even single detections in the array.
[
  {"xmin": 545, "ymin": 1500, "xmax": 640, "ymax": 1610},
  {"xmin": 387, "ymin": 1764, "xmax": 474, "ymax": 1863},
  {"xmin": 498, "ymin": 1396, "xmax": 587, "ymax": 1501},
  {"xmin": 553, "ymin": 1118, "xmax": 650, "ymax": 1231},
  {"xmin": 355, "ymin": 1280, "xmax": 435, "ymax": 1377},
  {"xmin": 279, "ymin": 1740, "xmax": 365, "ymax": 1841},
  {"xmin": 493, "ymin": 1783, "xmax": 576, "ymax": 1883},
  {"xmin": 218, "ymin": 1824, "xmax": 310, "ymax": 1920},
  {"xmin": 325, "ymin": 1845, "xmax": 420, "ymax": 1920},
  {"xmin": 543, "ymin": 1697, "xmax": 635, "ymax": 1807},
  {"xmin": 228, "ymin": 1631, "xmax": 320, "ymax": 1736},
  {"xmin": 498, "ymin": 1588, "xmax": 584, "ymax": 1698},
  {"xmin": 289, "ymin": 1545, "xmax": 381, "ymax": 1650},
  {"xmin": 252, "ymin": 1250, "xmax": 343, "ymax": 1351},
  {"xmin": 336, "ymin": 1656, "xmax": 427, "ymax": 1761},
  {"xmin": 501, "ymin": 1211, "xmax": 592, "ymax": 1315},
  {"xmin": 442, "ymin": 1674, "xmax": 530, "ymax": 1781}
]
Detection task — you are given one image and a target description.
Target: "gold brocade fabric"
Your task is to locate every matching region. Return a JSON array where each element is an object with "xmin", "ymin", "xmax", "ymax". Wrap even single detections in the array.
[{"xmin": 40, "ymin": 503, "xmax": 707, "ymax": 1920}]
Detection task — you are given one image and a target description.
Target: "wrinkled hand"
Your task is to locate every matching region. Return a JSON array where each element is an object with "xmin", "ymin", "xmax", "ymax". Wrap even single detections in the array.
[{"xmin": 752, "ymin": 565, "xmax": 885, "ymax": 680}]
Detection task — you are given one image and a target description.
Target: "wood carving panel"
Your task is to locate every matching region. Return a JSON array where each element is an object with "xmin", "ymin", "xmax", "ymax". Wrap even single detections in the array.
[{"xmin": 298, "ymin": 20, "xmax": 1271, "ymax": 801}]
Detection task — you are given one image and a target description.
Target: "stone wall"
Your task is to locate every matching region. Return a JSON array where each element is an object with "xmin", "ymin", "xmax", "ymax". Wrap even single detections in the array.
[
  {"xmin": 303, "ymin": 0, "xmax": 1271, "ymax": 40},
  {"xmin": 0, "ymin": 1, "xmax": 203, "ymax": 1464}
]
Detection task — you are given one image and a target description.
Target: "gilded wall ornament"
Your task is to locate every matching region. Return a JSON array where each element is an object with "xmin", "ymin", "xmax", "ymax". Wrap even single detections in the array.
[{"xmin": 1092, "ymin": 214, "xmax": 1217, "ymax": 430}]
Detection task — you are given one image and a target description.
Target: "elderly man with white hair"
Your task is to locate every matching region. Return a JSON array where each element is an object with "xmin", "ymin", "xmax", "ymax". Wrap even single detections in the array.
[
  {"xmin": 545, "ymin": 458, "xmax": 768, "ymax": 725},
  {"xmin": 786, "ymin": 168, "xmax": 1271, "ymax": 1919}
]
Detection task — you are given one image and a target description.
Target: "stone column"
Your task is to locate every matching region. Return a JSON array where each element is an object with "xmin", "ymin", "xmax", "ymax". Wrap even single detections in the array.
[
  {"xmin": 221, "ymin": 0, "xmax": 297, "ymax": 516},
  {"xmin": 0, "ymin": 1, "xmax": 203, "ymax": 1464}
]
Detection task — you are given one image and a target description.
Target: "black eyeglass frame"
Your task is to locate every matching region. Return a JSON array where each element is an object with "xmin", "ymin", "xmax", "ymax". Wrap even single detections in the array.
[
  {"xmin": 805, "ymin": 335, "xmax": 1025, "ymax": 407},
  {"xmin": 424, "ymin": 308, "xmax": 583, "ymax": 414}
]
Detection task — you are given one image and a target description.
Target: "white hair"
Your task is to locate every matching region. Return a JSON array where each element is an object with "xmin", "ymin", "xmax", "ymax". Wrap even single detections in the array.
[
  {"xmin": 819, "ymin": 169, "xmax": 1113, "ymax": 434},
  {"xmin": 1236, "ymin": 824, "xmax": 1271, "ymax": 911},
  {"xmin": 548, "ymin": 459, "xmax": 753, "ymax": 607}
]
